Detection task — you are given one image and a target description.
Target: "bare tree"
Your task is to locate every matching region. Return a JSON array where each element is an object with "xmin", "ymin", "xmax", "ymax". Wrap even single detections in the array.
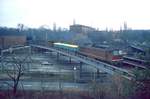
[
  {"xmin": 8, "ymin": 56, "xmax": 26, "ymax": 96},
  {"xmin": 2, "ymin": 49, "xmax": 32, "ymax": 98}
]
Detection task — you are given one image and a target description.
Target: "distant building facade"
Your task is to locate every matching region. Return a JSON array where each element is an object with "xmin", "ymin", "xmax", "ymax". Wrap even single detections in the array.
[
  {"xmin": 0, "ymin": 33, "xmax": 26, "ymax": 49},
  {"xmin": 69, "ymin": 24, "xmax": 95, "ymax": 33}
]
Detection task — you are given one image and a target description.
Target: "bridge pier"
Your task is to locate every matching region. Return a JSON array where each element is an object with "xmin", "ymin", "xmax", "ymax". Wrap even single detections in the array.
[
  {"xmin": 49, "ymin": 51, "xmax": 52, "ymax": 56},
  {"xmin": 56, "ymin": 52, "xmax": 60, "ymax": 61},
  {"xmin": 96, "ymin": 68, "xmax": 100, "ymax": 78},
  {"xmin": 79, "ymin": 62, "xmax": 83, "ymax": 78},
  {"xmin": 29, "ymin": 46, "xmax": 32, "ymax": 54},
  {"xmin": 69, "ymin": 57, "xmax": 71, "ymax": 63}
]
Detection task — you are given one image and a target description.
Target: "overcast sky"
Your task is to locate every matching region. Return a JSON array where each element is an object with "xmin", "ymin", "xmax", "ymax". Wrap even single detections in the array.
[{"xmin": 0, "ymin": 0, "xmax": 150, "ymax": 30}]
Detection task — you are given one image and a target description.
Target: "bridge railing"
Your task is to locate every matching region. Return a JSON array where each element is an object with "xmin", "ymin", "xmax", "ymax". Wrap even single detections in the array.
[
  {"xmin": 31, "ymin": 44, "xmax": 135, "ymax": 80},
  {"xmin": 59, "ymin": 47, "xmax": 133, "ymax": 76}
]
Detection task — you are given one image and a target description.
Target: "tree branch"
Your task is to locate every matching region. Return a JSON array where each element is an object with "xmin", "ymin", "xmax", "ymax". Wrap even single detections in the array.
[
  {"xmin": 6, "ymin": 70, "xmax": 16, "ymax": 82},
  {"xmin": 2, "ymin": 81, "xmax": 13, "ymax": 88}
]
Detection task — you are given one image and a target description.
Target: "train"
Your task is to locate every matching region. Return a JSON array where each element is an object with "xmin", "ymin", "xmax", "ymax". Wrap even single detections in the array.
[
  {"xmin": 79, "ymin": 47, "xmax": 123, "ymax": 64},
  {"xmin": 53, "ymin": 42, "xmax": 123, "ymax": 64},
  {"xmin": 53, "ymin": 42, "xmax": 79, "ymax": 51}
]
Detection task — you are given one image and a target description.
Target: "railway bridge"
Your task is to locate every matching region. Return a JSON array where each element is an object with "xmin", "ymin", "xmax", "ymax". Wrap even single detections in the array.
[
  {"xmin": 0, "ymin": 44, "xmax": 134, "ymax": 80},
  {"xmin": 30, "ymin": 44, "xmax": 134, "ymax": 80}
]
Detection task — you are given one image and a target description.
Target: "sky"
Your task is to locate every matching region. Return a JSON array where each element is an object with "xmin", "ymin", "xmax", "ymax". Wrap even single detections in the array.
[{"xmin": 0, "ymin": 0, "xmax": 150, "ymax": 30}]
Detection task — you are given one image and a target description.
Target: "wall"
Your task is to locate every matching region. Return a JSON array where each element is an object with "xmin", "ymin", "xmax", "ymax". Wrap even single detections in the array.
[{"xmin": 0, "ymin": 36, "xmax": 26, "ymax": 49}]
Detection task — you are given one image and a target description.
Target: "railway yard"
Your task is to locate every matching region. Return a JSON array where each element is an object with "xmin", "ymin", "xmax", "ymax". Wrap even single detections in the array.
[
  {"xmin": 1, "ymin": 42, "xmax": 149, "ymax": 80},
  {"xmin": 0, "ymin": 46, "xmax": 110, "ymax": 91},
  {"xmin": 0, "ymin": 42, "xmax": 149, "ymax": 99}
]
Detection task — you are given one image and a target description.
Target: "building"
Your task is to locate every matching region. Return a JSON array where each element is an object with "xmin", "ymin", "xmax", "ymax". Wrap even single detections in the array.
[
  {"xmin": 0, "ymin": 29, "xmax": 26, "ymax": 49},
  {"xmin": 69, "ymin": 24, "xmax": 95, "ymax": 33}
]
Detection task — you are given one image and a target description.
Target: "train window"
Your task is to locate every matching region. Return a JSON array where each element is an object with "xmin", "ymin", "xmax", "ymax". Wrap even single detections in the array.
[
  {"xmin": 119, "ymin": 50, "xmax": 123, "ymax": 55},
  {"xmin": 112, "ymin": 51, "xmax": 119, "ymax": 55}
]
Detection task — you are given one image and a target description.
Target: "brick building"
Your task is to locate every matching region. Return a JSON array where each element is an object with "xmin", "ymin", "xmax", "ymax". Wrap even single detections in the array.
[
  {"xmin": 0, "ymin": 36, "xmax": 26, "ymax": 49},
  {"xmin": 70, "ymin": 24, "xmax": 95, "ymax": 33},
  {"xmin": 0, "ymin": 29, "xmax": 26, "ymax": 49}
]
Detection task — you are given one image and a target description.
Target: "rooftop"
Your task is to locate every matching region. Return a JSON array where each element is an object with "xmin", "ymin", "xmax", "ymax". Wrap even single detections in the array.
[{"xmin": 54, "ymin": 42, "xmax": 79, "ymax": 48}]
